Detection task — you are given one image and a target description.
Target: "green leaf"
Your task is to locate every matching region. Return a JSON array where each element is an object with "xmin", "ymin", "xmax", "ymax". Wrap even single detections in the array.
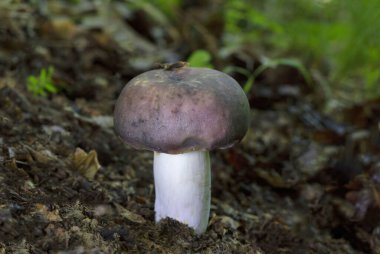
[
  {"xmin": 187, "ymin": 50, "xmax": 213, "ymax": 68},
  {"xmin": 45, "ymin": 83, "xmax": 58, "ymax": 93},
  {"xmin": 40, "ymin": 69, "xmax": 47, "ymax": 85},
  {"xmin": 243, "ymin": 75, "xmax": 255, "ymax": 94}
]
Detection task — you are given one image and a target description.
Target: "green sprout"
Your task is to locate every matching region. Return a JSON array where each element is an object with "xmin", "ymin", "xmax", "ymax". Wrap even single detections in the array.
[{"xmin": 27, "ymin": 66, "xmax": 58, "ymax": 97}]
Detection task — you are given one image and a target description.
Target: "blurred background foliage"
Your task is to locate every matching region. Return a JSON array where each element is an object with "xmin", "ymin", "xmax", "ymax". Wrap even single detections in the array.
[
  {"xmin": 6, "ymin": 0, "xmax": 378, "ymax": 106},
  {"xmin": 127, "ymin": 0, "xmax": 380, "ymax": 105}
]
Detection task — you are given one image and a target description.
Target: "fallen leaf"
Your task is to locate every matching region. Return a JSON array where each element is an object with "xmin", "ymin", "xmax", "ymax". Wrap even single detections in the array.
[
  {"xmin": 71, "ymin": 148, "xmax": 101, "ymax": 180},
  {"xmin": 115, "ymin": 204, "xmax": 146, "ymax": 224},
  {"xmin": 26, "ymin": 146, "xmax": 57, "ymax": 164},
  {"xmin": 40, "ymin": 17, "xmax": 79, "ymax": 40},
  {"xmin": 34, "ymin": 203, "xmax": 62, "ymax": 222},
  {"xmin": 255, "ymin": 168, "xmax": 288, "ymax": 188}
]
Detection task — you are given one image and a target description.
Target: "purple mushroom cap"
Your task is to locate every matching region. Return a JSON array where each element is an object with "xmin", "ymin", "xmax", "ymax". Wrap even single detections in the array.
[{"xmin": 114, "ymin": 66, "xmax": 250, "ymax": 154}]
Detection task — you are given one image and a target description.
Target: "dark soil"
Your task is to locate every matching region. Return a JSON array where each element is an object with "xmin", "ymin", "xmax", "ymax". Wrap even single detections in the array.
[{"xmin": 1, "ymin": 2, "xmax": 380, "ymax": 253}]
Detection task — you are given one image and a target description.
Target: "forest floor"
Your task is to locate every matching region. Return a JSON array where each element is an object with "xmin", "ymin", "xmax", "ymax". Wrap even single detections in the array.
[{"xmin": 1, "ymin": 2, "xmax": 380, "ymax": 254}]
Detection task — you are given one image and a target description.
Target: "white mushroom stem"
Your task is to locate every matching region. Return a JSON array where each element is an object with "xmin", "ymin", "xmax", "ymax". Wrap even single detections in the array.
[{"xmin": 153, "ymin": 151, "xmax": 211, "ymax": 235}]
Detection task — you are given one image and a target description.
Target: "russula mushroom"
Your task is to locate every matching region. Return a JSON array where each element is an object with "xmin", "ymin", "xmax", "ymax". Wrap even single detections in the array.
[{"xmin": 114, "ymin": 63, "xmax": 250, "ymax": 234}]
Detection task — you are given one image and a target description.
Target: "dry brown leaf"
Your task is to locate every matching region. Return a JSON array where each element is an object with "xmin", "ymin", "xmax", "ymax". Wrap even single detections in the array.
[
  {"xmin": 4, "ymin": 158, "xmax": 18, "ymax": 170},
  {"xmin": 26, "ymin": 146, "xmax": 57, "ymax": 164},
  {"xmin": 34, "ymin": 203, "xmax": 62, "ymax": 222},
  {"xmin": 40, "ymin": 17, "xmax": 79, "ymax": 40},
  {"xmin": 255, "ymin": 168, "xmax": 288, "ymax": 188},
  {"xmin": 71, "ymin": 148, "xmax": 101, "ymax": 180},
  {"xmin": 115, "ymin": 204, "xmax": 146, "ymax": 224}
]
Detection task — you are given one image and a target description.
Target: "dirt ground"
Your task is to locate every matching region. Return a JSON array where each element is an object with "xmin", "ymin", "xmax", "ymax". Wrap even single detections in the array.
[{"xmin": 1, "ymin": 1, "xmax": 380, "ymax": 254}]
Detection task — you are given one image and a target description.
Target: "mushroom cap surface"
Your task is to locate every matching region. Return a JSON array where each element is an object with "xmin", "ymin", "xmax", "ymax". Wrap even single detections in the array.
[{"xmin": 114, "ymin": 66, "xmax": 250, "ymax": 154}]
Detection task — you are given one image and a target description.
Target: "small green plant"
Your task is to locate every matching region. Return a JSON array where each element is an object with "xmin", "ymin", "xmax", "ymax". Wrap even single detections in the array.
[
  {"xmin": 223, "ymin": 57, "xmax": 311, "ymax": 94},
  {"xmin": 223, "ymin": 0, "xmax": 380, "ymax": 99},
  {"xmin": 27, "ymin": 66, "xmax": 58, "ymax": 97}
]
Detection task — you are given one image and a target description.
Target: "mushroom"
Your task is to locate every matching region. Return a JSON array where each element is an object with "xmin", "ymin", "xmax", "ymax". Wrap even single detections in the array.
[{"xmin": 114, "ymin": 63, "xmax": 250, "ymax": 234}]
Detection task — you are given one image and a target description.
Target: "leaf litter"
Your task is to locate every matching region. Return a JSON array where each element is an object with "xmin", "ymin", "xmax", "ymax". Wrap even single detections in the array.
[{"xmin": 1, "ymin": 1, "xmax": 380, "ymax": 253}]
